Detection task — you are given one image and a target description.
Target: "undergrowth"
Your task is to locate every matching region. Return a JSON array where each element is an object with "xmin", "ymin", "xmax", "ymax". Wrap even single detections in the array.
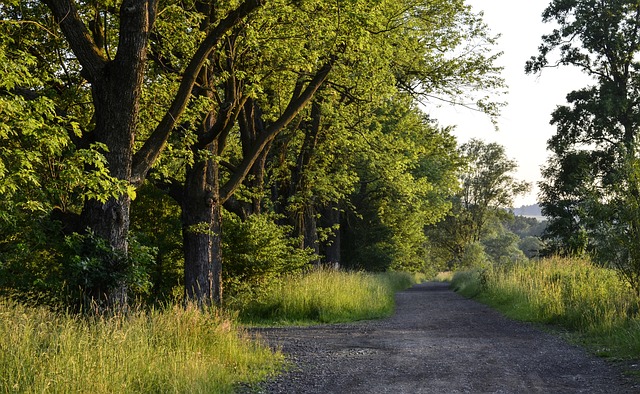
[
  {"xmin": 451, "ymin": 256, "xmax": 640, "ymax": 359},
  {"xmin": 1, "ymin": 270, "xmax": 418, "ymax": 392}
]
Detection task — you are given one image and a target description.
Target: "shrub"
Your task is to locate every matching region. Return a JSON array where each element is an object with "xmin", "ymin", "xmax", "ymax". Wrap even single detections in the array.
[{"xmin": 222, "ymin": 212, "xmax": 316, "ymax": 300}]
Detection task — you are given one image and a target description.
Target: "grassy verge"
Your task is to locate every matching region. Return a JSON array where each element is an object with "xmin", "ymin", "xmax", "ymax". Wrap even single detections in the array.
[
  {"xmin": 451, "ymin": 256, "xmax": 640, "ymax": 359},
  {"xmin": 231, "ymin": 270, "xmax": 417, "ymax": 325},
  {"xmin": 1, "ymin": 270, "xmax": 417, "ymax": 392},
  {"xmin": 0, "ymin": 301, "xmax": 283, "ymax": 393}
]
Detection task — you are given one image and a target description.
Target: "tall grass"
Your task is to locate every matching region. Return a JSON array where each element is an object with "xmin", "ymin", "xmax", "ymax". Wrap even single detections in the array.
[
  {"xmin": 451, "ymin": 256, "xmax": 640, "ymax": 358},
  {"xmin": 0, "ymin": 301, "xmax": 283, "ymax": 393},
  {"xmin": 233, "ymin": 270, "xmax": 416, "ymax": 325}
]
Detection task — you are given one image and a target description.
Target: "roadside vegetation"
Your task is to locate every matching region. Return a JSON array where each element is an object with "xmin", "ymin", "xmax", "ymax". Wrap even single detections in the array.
[
  {"xmin": 0, "ymin": 301, "xmax": 282, "ymax": 394},
  {"xmin": 10, "ymin": 0, "xmax": 640, "ymax": 392},
  {"xmin": 230, "ymin": 270, "xmax": 417, "ymax": 325},
  {"xmin": 0, "ymin": 270, "xmax": 415, "ymax": 393},
  {"xmin": 451, "ymin": 257, "xmax": 640, "ymax": 359}
]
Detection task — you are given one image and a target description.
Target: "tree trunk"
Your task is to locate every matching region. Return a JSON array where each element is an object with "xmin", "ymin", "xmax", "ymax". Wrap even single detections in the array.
[
  {"xmin": 320, "ymin": 202, "xmax": 341, "ymax": 269},
  {"xmin": 182, "ymin": 140, "xmax": 223, "ymax": 305},
  {"xmin": 301, "ymin": 204, "xmax": 320, "ymax": 266},
  {"xmin": 75, "ymin": 0, "xmax": 149, "ymax": 308}
]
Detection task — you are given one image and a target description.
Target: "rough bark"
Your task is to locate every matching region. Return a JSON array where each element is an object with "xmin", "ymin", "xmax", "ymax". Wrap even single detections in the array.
[
  {"xmin": 46, "ymin": 0, "xmax": 151, "ymax": 307},
  {"xmin": 320, "ymin": 202, "xmax": 341, "ymax": 269},
  {"xmin": 239, "ymin": 99, "xmax": 271, "ymax": 215},
  {"xmin": 182, "ymin": 140, "xmax": 223, "ymax": 305},
  {"xmin": 302, "ymin": 205, "xmax": 320, "ymax": 266}
]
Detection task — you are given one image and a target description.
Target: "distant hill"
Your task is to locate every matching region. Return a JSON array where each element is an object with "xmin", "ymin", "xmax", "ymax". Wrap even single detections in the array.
[{"xmin": 511, "ymin": 204, "xmax": 543, "ymax": 218}]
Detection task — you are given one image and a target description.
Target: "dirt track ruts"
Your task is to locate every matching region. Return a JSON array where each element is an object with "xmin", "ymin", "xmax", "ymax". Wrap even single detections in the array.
[{"xmin": 244, "ymin": 282, "xmax": 639, "ymax": 393}]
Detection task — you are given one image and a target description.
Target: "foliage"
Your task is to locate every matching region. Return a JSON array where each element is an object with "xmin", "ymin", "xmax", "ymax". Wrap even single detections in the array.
[
  {"xmin": 452, "ymin": 256, "xmax": 640, "ymax": 359},
  {"xmin": 130, "ymin": 183, "xmax": 184, "ymax": 303},
  {"xmin": 0, "ymin": 300, "xmax": 283, "ymax": 393},
  {"xmin": 505, "ymin": 214, "xmax": 547, "ymax": 238},
  {"xmin": 426, "ymin": 139, "xmax": 530, "ymax": 269},
  {"xmin": 0, "ymin": 216, "xmax": 66, "ymax": 306},
  {"xmin": 0, "ymin": 0, "xmax": 506, "ymax": 306},
  {"xmin": 222, "ymin": 212, "xmax": 316, "ymax": 296},
  {"xmin": 341, "ymin": 96, "xmax": 462, "ymax": 272},
  {"xmin": 63, "ymin": 231, "xmax": 155, "ymax": 310},
  {"xmin": 233, "ymin": 269, "xmax": 416, "ymax": 325},
  {"xmin": 587, "ymin": 157, "xmax": 640, "ymax": 293}
]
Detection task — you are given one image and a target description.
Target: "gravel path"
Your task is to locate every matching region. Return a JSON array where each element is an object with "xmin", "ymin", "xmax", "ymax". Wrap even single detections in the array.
[{"xmin": 244, "ymin": 282, "xmax": 639, "ymax": 393}]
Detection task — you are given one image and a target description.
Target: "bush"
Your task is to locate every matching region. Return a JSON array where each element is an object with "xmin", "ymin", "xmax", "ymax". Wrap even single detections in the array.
[
  {"xmin": 222, "ymin": 212, "xmax": 316, "ymax": 300},
  {"xmin": 62, "ymin": 231, "xmax": 154, "ymax": 310}
]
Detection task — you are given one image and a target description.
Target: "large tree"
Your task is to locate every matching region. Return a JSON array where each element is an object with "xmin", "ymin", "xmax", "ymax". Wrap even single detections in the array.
[
  {"xmin": 527, "ymin": 0, "xmax": 640, "ymax": 290},
  {"xmin": 1, "ymin": 0, "xmax": 504, "ymax": 305},
  {"xmin": 162, "ymin": 0, "xmax": 505, "ymax": 301},
  {"xmin": 1, "ymin": 0, "xmax": 263, "ymax": 306}
]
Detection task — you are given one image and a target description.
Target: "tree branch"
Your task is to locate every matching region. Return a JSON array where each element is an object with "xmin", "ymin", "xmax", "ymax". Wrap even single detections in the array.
[
  {"xmin": 44, "ymin": 0, "xmax": 107, "ymax": 81},
  {"xmin": 220, "ymin": 57, "xmax": 336, "ymax": 203},
  {"xmin": 131, "ymin": 0, "xmax": 263, "ymax": 185}
]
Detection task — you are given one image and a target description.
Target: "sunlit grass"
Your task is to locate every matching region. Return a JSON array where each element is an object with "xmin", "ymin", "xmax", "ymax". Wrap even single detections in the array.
[
  {"xmin": 233, "ymin": 269, "xmax": 416, "ymax": 325},
  {"xmin": 451, "ymin": 256, "xmax": 640, "ymax": 358},
  {"xmin": 0, "ymin": 301, "xmax": 283, "ymax": 393},
  {"xmin": 433, "ymin": 271, "xmax": 455, "ymax": 282}
]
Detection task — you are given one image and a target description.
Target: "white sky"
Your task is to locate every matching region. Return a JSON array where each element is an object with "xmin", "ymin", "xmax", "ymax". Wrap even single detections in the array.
[{"xmin": 427, "ymin": 0, "xmax": 594, "ymax": 207}]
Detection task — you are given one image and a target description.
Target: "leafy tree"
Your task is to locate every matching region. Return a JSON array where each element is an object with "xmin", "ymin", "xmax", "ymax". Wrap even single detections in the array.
[
  {"xmin": 527, "ymin": 0, "xmax": 640, "ymax": 290},
  {"xmin": 261, "ymin": 0, "xmax": 504, "ymax": 272},
  {"xmin": 1, "ymin": 0, "xmax": 504, "ymax": 306},
  {"xmin": 0, "ymin": 5, "xmax": 140, "ymax": 306},
  {"xmin": 339, "ymin": 96, "xmax": 462, "ymax": 272},
  {"xmin": 427, "ymin": 139, "xmax": 530, "ymax": 269},
  {"xmin": 47, "ymin": 0, "xmax": 262, "ymax": 307},
  {"xmin": 504, "ymin": 214, "xmax": 546, "ymax": 258}
]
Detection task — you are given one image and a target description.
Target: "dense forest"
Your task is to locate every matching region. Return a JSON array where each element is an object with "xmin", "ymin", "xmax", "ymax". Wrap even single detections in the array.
[{"xmin": 3, "ymin": 0, "xmax": 640, "ymax": 313}]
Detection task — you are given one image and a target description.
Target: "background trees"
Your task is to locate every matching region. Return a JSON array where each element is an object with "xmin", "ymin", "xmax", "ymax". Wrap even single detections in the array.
[
  {"xmin": 528, "ymin": 0, "xmax": 640, "ymax": 291},
  {"xmin": 426, "ymin": 139, "xmax": 530, "ymax": 269}
]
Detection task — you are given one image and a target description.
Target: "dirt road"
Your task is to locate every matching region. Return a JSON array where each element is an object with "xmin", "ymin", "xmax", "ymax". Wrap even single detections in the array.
[{"xmin": 245, "ymin": 282, "xmax": 639, "ymax": 393}]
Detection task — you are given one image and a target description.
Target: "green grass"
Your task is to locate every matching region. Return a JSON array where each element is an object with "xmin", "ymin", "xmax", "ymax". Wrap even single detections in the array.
[
  {"xmin": 451, "ymin": 256, "xmax": 640, "ymax": 359},
  {"xmin": 1, "ymin": 270, "xmax": 418, "ymax": 392},
  {"xmin": 232, "ymin": 270, "xmax": 416, "ymax": 325},
  {"xmin": 0, "ymin": 301, "xmax": 283, "ymax": 393}
]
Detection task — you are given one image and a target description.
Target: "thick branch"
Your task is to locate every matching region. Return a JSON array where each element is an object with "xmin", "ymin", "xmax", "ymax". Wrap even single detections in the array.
[
  {"xmin": 220, "ymin": 58, "xmax": 335, "ymax": 203},
  {"xmin": 44, "ymin": 0, "xmax": 107, "ymax": 81},
  {"xmin": 131, "ymin": 0, "xmax": 263, "ymax": 185}
]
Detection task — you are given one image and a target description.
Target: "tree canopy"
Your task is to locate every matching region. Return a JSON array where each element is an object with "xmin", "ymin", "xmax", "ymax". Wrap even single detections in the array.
[{"xmin": 0, "ymin": 0, "xmax": 507, "ymax": 307}]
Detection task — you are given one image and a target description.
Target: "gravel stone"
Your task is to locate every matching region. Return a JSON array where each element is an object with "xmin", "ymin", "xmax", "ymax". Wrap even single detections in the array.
[{"xmin": 242, "ymin": 282, "xmax": 639, "ymax": 393}]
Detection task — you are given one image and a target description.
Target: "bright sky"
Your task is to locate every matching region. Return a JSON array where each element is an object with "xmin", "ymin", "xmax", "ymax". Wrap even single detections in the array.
[{"xmin": 427, "ymin": 0, "xmax": 594, "ymax": 207}]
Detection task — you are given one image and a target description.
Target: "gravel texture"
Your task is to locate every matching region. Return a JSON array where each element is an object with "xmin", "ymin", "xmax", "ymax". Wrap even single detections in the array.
[{"xmin": 242, "ymin": 282, "xmax": 639, "ymax": 393}]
